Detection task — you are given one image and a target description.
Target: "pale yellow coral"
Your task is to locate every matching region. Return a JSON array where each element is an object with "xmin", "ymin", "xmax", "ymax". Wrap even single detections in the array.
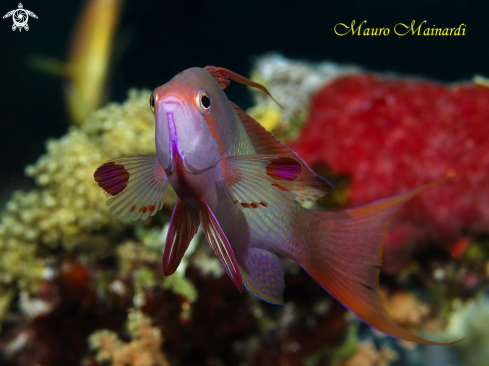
[
  {"xmin": 89, "ymin": 309, "xmax": 170, "ymax": 366},
  {"xmin": 116, "ymin": 236, "xmax": 198, "ymax": 306},
  {"xmin": 381, "ymin": 290, "xmax": 430, "ymax": 329},
  {"xmin": 246, "ymin": 103, "xmax": 282, "ymax": 132},
  {"xmin": 0, "ymin": 288, "xmax": 15, "ymax": 332},
  {"xmin": 341, "ymin": 340, "xmax": 398, "ymax": 366},
  {"xmin": 117, "ymin": 240, "xmax": 161, "ymax": 275},
  {"xmin": 0, "ymin": 89, "xmax": 174, "ymax": 326}
]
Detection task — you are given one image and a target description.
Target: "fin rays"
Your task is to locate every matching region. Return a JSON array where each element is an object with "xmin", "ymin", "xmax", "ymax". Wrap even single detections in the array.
[
  {"xmin": 218, "ymin": 155, "xmax": 299, "ymax": 213},
  {"xmin": 199, "ymin": 197, "xmax": 243, "ymax": 292},
  {"xmin": 162, "ymin": 196, "xmax": 243, "ymax": 292},
  {"xmin": 94, "ymin": 155, "xmax": 169, "ymax": 220},
  {"xmin": 231, "ymin": 102, "xmax": 332, "ymax": 202},
  {"xmin": 301, "ymin": 179, "xmax": 458, "ymax": 345},
  {"xmin": 162, "ymin": 198, "xmax": 200, "ymax": 276}
]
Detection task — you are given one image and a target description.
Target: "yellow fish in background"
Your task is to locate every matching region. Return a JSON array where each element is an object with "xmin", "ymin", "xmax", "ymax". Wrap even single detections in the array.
[
  {"xmin": 94, "ymin": 66, "xmax": 457, "ymax": 345},
  {"xmin": 28, "ymin": 0, "xmax": 124, "ymax": 125},
  {"xmin": 65, "ymin": 0, "xmax": 124, "ymax": 125}
]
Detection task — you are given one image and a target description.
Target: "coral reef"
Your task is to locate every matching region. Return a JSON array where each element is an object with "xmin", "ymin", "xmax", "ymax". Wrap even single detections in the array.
[
  {"xmin": 341, "ymin": 339, "xmax": 398, "ymax": 366},
  {"xmin": 88, "ymin": 309, "xmax": 170, "ymax": 366},
  {"xmin": 247, "ymin": 54, "xmax": 359, "ymax": 141},
  {"xmin": 1, "ymin": 56, "xmax": 489, "ymax": 366},
  {"xmin": 382, "ymin": 291, "xmax": 430, "ymax": 330},
  {"xmin": 0, "ymin": 89, "xmax": 174, "ymax": 322},
  {"xmin": 292, "ymin": 74, "xmax": 489, "ymax": 272},
  {"xmin": 440, "ymin": 293, "xmax": 489, "ymax": 366},
  {"xmin": 116, "ymin": 225, "xmax": 199, "ymax": 307}
]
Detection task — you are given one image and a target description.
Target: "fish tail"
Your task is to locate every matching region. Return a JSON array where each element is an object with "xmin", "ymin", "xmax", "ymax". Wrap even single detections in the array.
[{"xmin": 300, "ymin": 178, "xmax": 455, "ymax": 345}]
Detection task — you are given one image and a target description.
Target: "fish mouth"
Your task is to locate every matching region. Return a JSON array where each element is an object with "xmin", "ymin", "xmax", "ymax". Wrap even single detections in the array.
[{"xmin": 158, "ymin": 98, "xmax": 215, "ymax": 175}]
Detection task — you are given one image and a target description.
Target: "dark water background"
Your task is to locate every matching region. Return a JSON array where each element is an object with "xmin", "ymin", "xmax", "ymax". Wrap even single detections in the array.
[{"xmin": 1, "ymin": 0, "xmax": 488, "ymax": 199}]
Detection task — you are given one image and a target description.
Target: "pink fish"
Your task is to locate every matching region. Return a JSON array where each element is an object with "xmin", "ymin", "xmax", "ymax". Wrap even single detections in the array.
[{"xmin": 94, "ymin": 66, "xmax": 455, "ymax": 345}]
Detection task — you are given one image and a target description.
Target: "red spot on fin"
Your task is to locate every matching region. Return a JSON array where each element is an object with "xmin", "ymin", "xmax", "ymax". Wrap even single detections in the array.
[
  {"xmin": 266, "ymin": 157, "xmax": 302, "ymax": 181},
  {"xmin": 221, "ymin": 155, "xmax": 297, "ymax": 213},
  {"xmin": 93, "ymin": 155, "xmax": 170, "ymax": 221},
  {"xmin": 139, "ymin": 206, "xmax": 148, "ymax": 213},
  {"xmin": 230, "ymin": 102, "xmax": 332, "ymax": 198},
  {"xmin": 237, "ymin": 201, "xmax": 260, "ymax": 209},
  {"xmin": 94, "ymin": 161, "xmax": 130, "ymax": 196},
  {"xmin": 259, "ymin": 201, "xmax": 268, "ymax": 207},
  {"xmin": 271, "ymin": 183, "xmax": 289, "ymax": 192},
  {"xmin": 148, "ymin": 205, "xmax": 156, "ymax": 212}
]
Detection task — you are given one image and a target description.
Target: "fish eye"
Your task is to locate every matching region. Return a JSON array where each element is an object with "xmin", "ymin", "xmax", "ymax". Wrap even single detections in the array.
[
  {"xmin": 197, "ymin": 88, "xmax": 211, "ymax": 116},
  {"xmin": 149, "ymin": 90, "xmax": 156, "ymax": 113},
  {"xmin": 201, "ymin": 94, "xmax": 210, "ymax": 109}
]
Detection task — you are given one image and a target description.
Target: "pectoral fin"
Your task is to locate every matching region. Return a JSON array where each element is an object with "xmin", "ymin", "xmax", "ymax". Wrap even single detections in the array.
[
  {"xmin": 217, "ymin": 154, "xmax": 302, "ymax": 213},
  {"xmin": 94, "ymin": 155, "xmax": 169, "ymax": 220},
  {"xmin": 199, "ymin": 197, "xmax": 243, "ymax": 292},
  {"xmin": 231, "ymin": 102, "xmax": 332, "ymax": 202}
]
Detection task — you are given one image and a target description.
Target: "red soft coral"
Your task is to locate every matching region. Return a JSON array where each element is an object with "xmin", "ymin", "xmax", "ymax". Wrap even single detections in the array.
[{"xmin": 293, "ymin": 75, "xmax": 489, "ymax": 272}]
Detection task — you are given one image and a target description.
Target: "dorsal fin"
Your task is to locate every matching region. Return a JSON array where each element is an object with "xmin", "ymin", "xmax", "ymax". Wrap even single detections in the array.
[
  {"xmin": 231, "ymin": 102, "xmax": 332, "ymax": 198},
  {"xmin": 204, "ymin": 66, "xmax": 283, "ymax": 108},
  {"xmin": 204, "ymin": 66, "xmax": 231, "ymax": 89}
]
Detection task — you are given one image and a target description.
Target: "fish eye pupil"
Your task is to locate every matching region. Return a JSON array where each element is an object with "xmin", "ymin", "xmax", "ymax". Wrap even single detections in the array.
[{"xmin": 201, "ymin": 94, "xmax": 210, "ymax": 109}]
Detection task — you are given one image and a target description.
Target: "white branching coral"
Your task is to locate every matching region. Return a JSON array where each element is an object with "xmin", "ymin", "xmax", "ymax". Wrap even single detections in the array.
[{"xmin": 247, "ymin": 54, "xmax": 359, "ymax": 140}]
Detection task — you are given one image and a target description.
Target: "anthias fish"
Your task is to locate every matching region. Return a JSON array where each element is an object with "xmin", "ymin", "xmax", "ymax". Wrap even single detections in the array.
[{"xmin": 94, "ymin": 66, "xmax": 453, "ymax": 345}]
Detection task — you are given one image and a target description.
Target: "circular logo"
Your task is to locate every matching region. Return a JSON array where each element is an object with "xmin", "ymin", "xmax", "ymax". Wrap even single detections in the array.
[
  {"xmin": 3, "ymin": 4, "xmax": 38, "ymax": 32},
  {"xmin": 12, "ymin": 9, "xmax": 28, "ymax": 28}
]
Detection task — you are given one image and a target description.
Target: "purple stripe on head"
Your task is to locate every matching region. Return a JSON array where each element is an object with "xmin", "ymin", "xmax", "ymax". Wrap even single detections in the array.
[
  {"xmin": 94, "ymin": 162, "xmax": 130, "ymax": 196},
  {"xmin": 167, "ymin": 112, "xmax": 178, "ymax": 153}
]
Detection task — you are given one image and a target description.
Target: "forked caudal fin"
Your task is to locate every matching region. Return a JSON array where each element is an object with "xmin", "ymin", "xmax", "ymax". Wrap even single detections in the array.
[{"xmin": 300, "ymin": 178, "xmax": 460, "ymax": 345}]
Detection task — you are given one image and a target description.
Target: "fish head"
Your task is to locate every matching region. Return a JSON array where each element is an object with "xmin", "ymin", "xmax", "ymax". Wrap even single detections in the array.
[{"xmin": 152, "ymin": 67, "xmax": 231, "ymax": 174}]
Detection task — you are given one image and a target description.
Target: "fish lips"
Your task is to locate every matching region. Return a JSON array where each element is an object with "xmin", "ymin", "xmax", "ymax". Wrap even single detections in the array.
[{"xmin": 155, "ymin": 98, "xmax": 220, "ymax": 175}]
